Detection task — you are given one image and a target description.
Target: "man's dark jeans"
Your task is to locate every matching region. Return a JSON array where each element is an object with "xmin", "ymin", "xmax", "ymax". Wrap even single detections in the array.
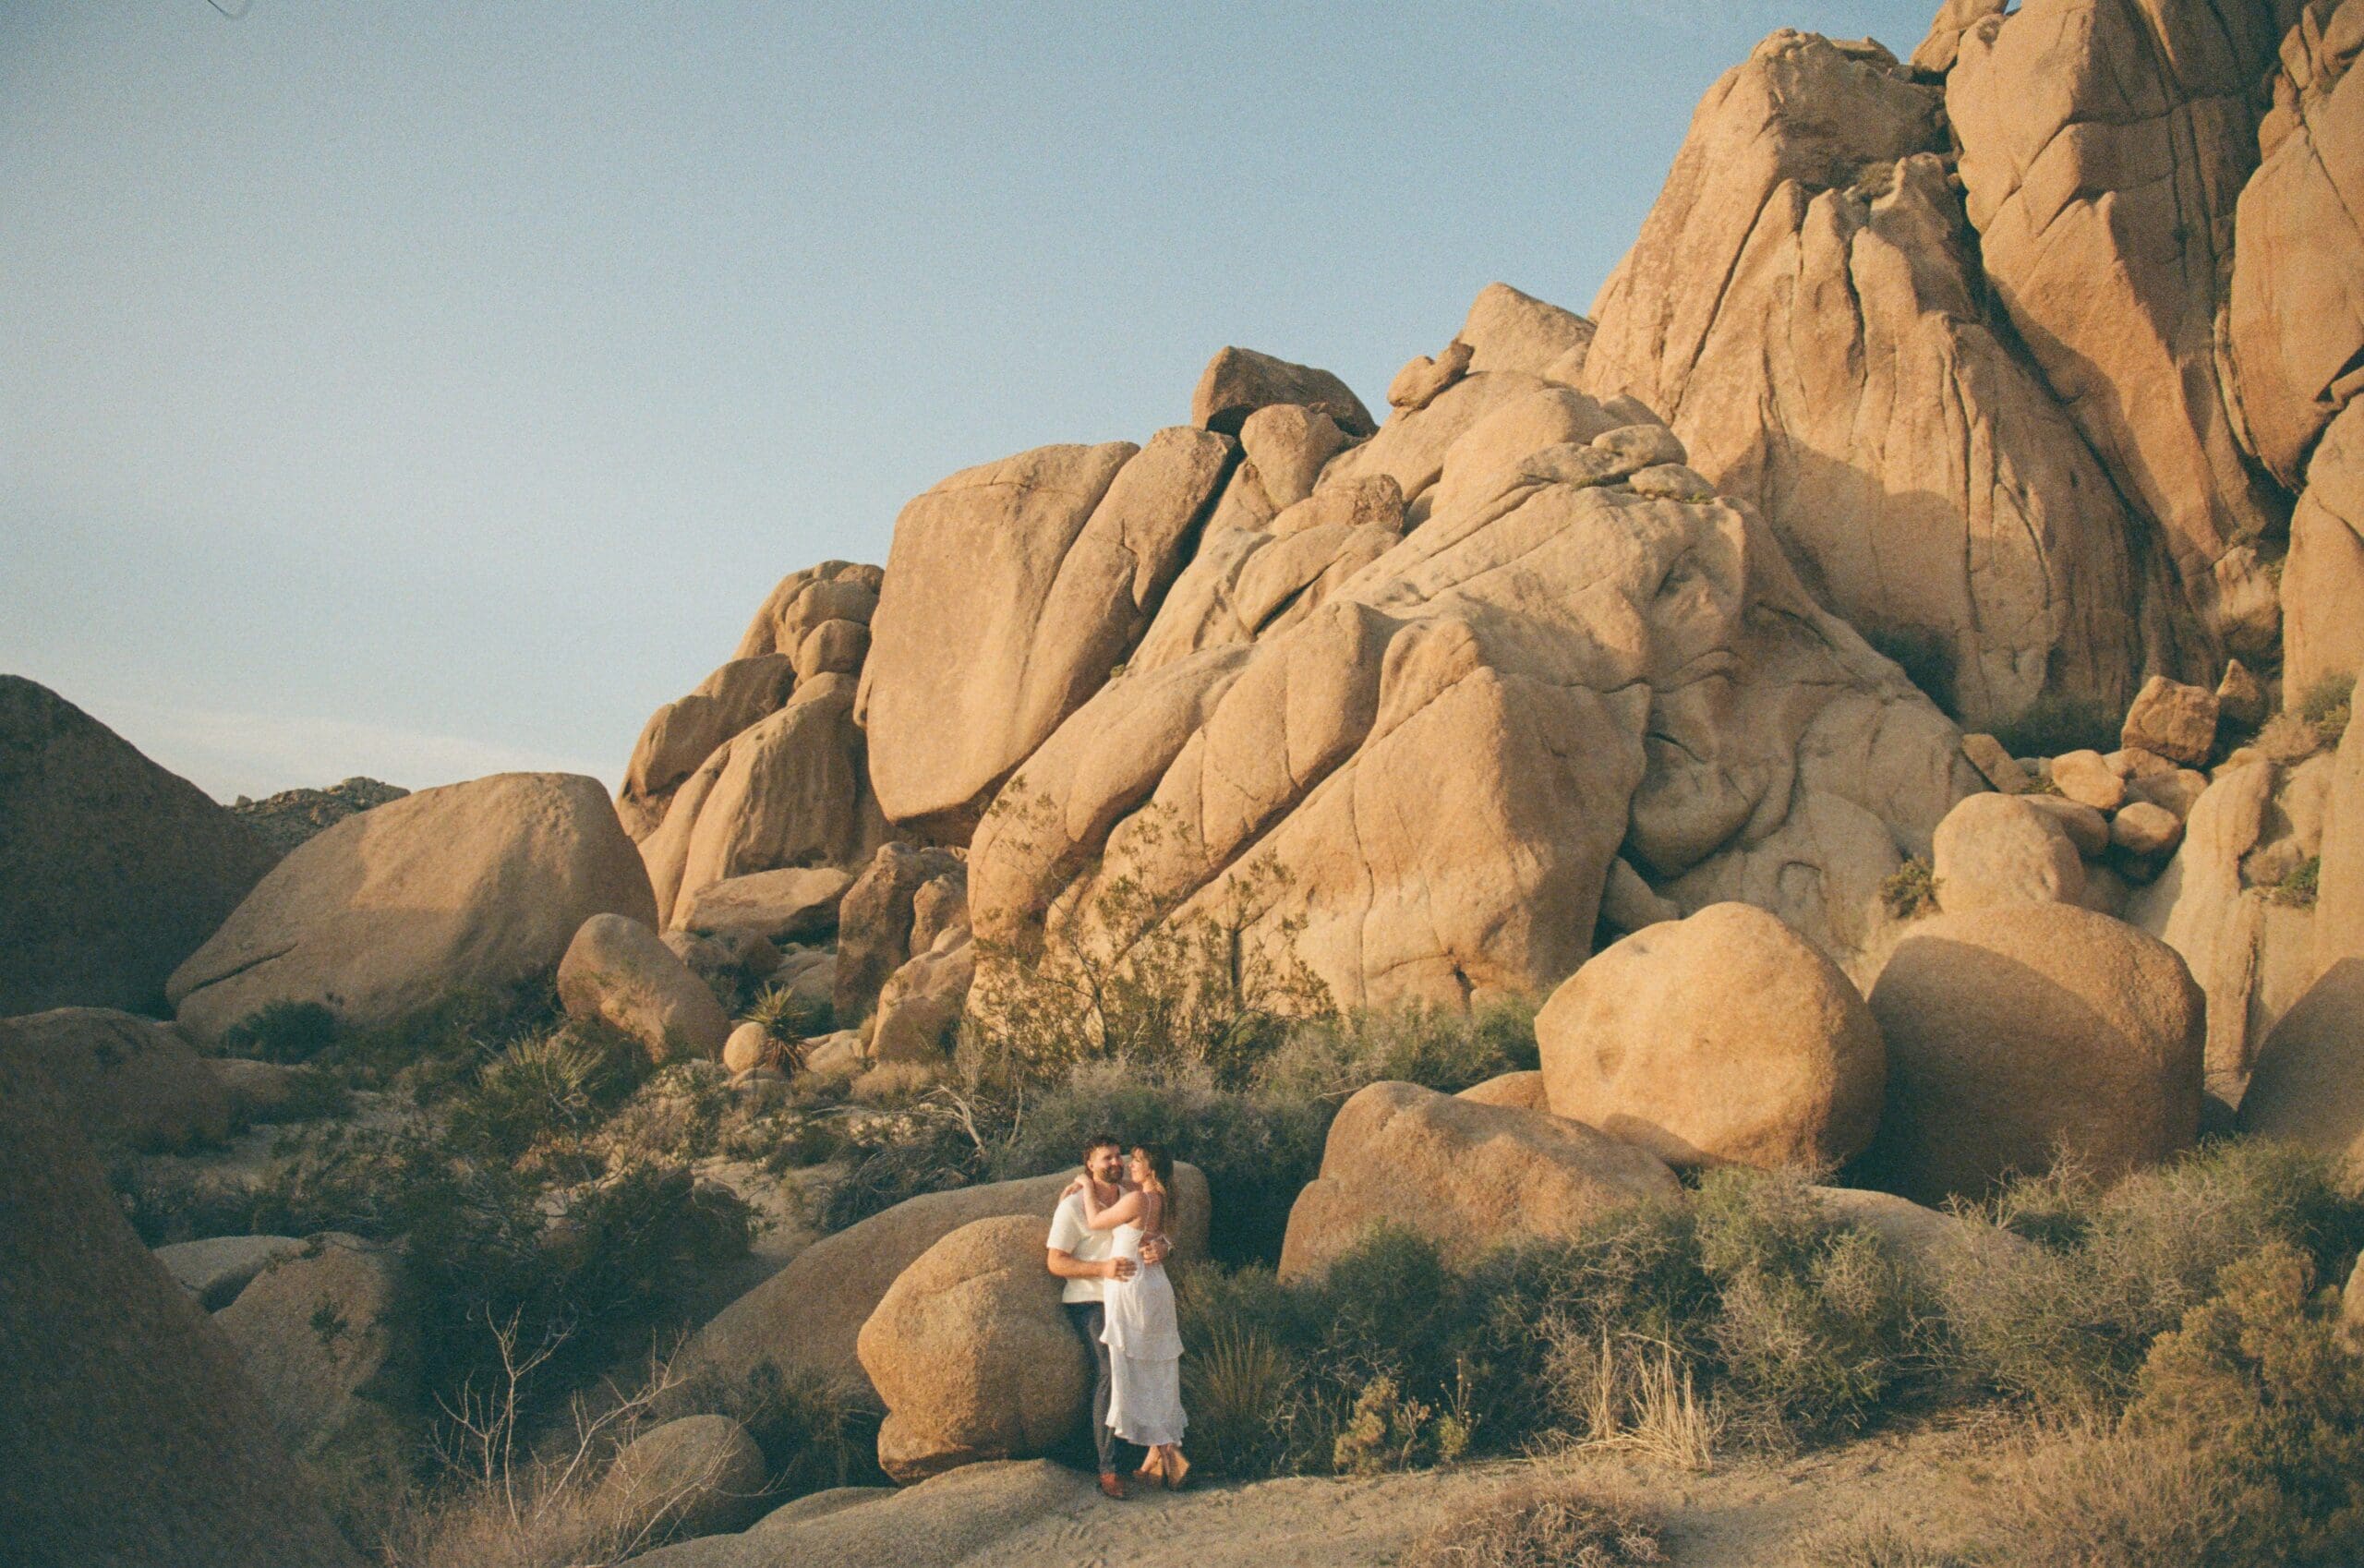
[{"xmin": 1064, "ymin": 1299, "xmax": 1121, "ymax": 1474}]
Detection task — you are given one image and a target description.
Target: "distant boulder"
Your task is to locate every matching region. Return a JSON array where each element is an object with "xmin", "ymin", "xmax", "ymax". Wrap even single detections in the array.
[
  {"xmin": 228, "ymin": 777, "xmax": 408, "ymax": 856},
  {"xmin": 168, "ymin": 772, "xmax": 655, "ymax": 1043},
  {"xmin": 0, "ymin": 676, "xmax": 278, "ymax": 1016}
]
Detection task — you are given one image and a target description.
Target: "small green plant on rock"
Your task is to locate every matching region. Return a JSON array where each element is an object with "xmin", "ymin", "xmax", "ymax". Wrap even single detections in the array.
[
  {"xmin": 2298, "ymin": 673, "xmax": 2354, "ymax": 747},
  {"xmin": 1879, "ymin": 857, "xmax": 1941, "ymax": 920},
  {"xmin": 2269, "ymin": 855, "xmax": 2322, "ymax": 908}
]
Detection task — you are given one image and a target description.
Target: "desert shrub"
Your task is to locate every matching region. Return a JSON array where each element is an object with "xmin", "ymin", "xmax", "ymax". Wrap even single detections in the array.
[
  {"xmin": 741, "ymin": 983, "xmax": 829, "ymax": 1067},
  {"xmin": 318, "ymin": 982, "xmax": 566, "ymax": 1098},
  {"xmin": 2298, "ymin": 672, "xmax": 2354, "ymax": 746},
  {"xmin": 1989, "ymin": 694, "xmax": 2118, "ymax": 759},
  {"xmin": 220, "ymin": 998, "xmax": 340, "ymax": 1063},
  {"xmin": 1877, "ymin": 857, "xmax": 1940, "ymax": 920},
  {"xmin": 1252, "ymin": 998, "xmax": 1540, "ymax": 1104},
  {"xmin": 441, "ymin": 1023, "xmax": 653, "ymax": 1170},
  {"xmin": 595, "ymin": 1062, "xmax": 735, "ymax": 1167},
  {"xmin": 1783, "ymin": 1507, "xmax": 1962, "ymax": 1567},
  {"xmin": 805, "ymin": 1110, "xmax": 983, "ymax": 1234},
  {"xmin": 2270, "ymin": 854, "xmax": 2322, "ymax": 908},
  {"xmin": 989, "ymin": 1067, "xmax": 1329, "ymax": 1264},
  {"xmin": 961, "ymin": 790, "xmax": 1334, "ymax": 1099},
  {"xmin": 1176, "ymin": 1296, "xmax": 1305, "ymax": 1478},
  {"xmin": 1405, "ymin": 1477, "xmax": 1668, "ymax": 1568},
  {"xmin": 1936, "ymin": 1141, "xmax": 2364, "ymax": 1413}
]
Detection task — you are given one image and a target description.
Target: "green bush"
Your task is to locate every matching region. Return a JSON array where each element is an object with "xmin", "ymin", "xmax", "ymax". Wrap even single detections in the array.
[
  {"xmin": 2298, "ymin": 673, "xmax": 2354, "ymax": 747},
  {"xmin": 440, "ymin": 1023, "xmax": 651, "ymax": 1169},
  {"xmin": 313, "ymin": 983, "xmax": 566, "ymax": 1098},
  {"xmin": 1989, "ymin": 694, "xmax": 2119, "ymax": 759},
  {"xmin": 2270, "ymin": 855, "xmax": 2322, "ymax": 908},
  {"xmin": 1877, "ymin": 858, "xmax": 1940, "ymax": 920},
  {"xmin": 1936, "ymin": 1141, "xmax": 2364, "ymax": 1413},
  {"xmin": 1251, "ymin": 998, "xmax": 1540, "ymax": 1104},
  {"xmin": 807, "ymin": 1113, "xmax": 983, "ymax": 1234},
  {"xmin": 221, "ymin": 998, "xmax": 340, "ymax": 1063}
]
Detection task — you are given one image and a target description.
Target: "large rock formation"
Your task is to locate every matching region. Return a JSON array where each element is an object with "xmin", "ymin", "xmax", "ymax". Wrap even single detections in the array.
[
  {"xmin": 1533, "ymin": 903, "xmax": 1885, "ymax": 1170},
  {"xmin": 967, "ymin": 375, "xmax": 1976, "ymax": 1023},
  {"xmin": 168, "ymin": 772, "xmax": 656, "ymax": 1042},
  {"xmin": 1863, "ymin": 902, "xmax": 2205, "ymax": 1203},
  {"xmin": 1277, "ymin": 1080, "xmax": 1679, "ymax": 1281},
  {"xmin": 0, "ymin": 676, "xmax": 278, "ymax": 1017},
  {"xmin": 856, "ymin": 1215, "xmax": 1091, "ymax": 1483},
  {"xmin": 0, "ymin": 1037, "xmax": 359, "ymax": 1568},
  {"xmin": 1947, "ymin": 0, "xmax": 2300, "ymax": 657},
  {"xmin": 861, "ymin": 432, "xmax": 1234, "ymax": 836},
  {"xmin": 1581, "ymin": 31, "xmax": 2173, "ymax": 727}
]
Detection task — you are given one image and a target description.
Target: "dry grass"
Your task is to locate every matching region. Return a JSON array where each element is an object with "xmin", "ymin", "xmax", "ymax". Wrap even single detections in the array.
[
  {"xmin": 1545, "ymin": 1324, "xmax": 1722, "ymax": 1471},
  {"xmin": 1405, "ymin": 1476, "xmax": 1668, "ymax": 1568}
]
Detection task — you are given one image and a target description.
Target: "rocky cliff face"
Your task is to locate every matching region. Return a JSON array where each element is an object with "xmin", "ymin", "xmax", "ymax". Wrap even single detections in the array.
[{"xmin": 609, "ymin": 0, "xmax": 2364, "ymax": 1033}]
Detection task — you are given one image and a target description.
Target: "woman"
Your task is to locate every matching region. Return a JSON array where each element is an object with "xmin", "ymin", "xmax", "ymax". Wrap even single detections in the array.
[{"xmin": 1067, "ymin": 1145, "xmax": 1189, "ymax": 1488}]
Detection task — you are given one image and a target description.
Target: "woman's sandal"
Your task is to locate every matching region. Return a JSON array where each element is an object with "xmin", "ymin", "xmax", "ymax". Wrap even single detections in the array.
[
  {"xmin": 1133, "ymin": 1453, "xmax": 1165, "ymax": 1486},
  {"xmin": 1164, "ymin": 1453, "xmax": 1191, "ymax": 1491}
]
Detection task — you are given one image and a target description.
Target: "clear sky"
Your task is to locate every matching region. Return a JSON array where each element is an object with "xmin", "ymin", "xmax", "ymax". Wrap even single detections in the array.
[{"xmin": 2, "ymin": 0, "xmax": 1938, "ymax": 802}]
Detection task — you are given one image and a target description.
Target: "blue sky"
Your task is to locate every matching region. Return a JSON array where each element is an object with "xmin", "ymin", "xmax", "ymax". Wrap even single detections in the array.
[{"xmin": 1, "ymin": 1, "xmax": 1939, "ymax": 800}]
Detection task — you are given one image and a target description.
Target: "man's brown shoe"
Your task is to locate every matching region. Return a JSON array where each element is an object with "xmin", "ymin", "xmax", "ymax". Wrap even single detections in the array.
[{"xmin": 1099, "ymin": 1472, "xmax": 1127, "ymax": 1500}]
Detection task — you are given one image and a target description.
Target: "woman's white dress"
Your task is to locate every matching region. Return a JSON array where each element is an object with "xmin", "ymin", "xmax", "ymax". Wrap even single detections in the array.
[{"xmin": 1101, "ymin": 1220, "xmax": 1186, "ymax": 1447}]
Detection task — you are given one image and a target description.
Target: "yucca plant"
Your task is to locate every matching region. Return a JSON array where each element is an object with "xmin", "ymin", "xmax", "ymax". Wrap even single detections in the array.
[{"xmin": 740, "ymin": 983, "xmax": 828, "ymax": 1073}]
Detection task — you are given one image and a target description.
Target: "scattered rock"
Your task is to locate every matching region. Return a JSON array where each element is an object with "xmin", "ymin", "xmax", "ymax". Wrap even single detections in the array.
[
  {"xmin": 229, "ymin": 778, "xmax": 410, "ymax": 857},
  {"xmin": 1932, "ymin": 793, "xmax": 2085, "ymax": 913},
  {"xmin": 169, "ymin": 773, "xmax": 654, "ymax": 1043},
  {"xmin": 595, "ymin": 1414, "xmax": 766, "ymax": 1540},
  {"xmin": 2120, "ymin": 676, "xmax": 2221, "ymax": 767},
  {"xmin": 1191, "ymin": 346, "xmax": 1376, "ymax": 439},
  {"xmin": 2049, "ymin": 750, "xmax": 2127, "ymax": 812},
  {"xmin": 857, "ymin": 1215, "xmax": 1090, "ymax": 1483},
  {"xmin": 558, "ymin": 914, "xmax": 732, "ymax": 1061},
  {"xmin": 720, "ymin": 1021, "xmax": 778, "ymax": 1076},
  {"xmin": 213, "ymin": 1236, "xmax": 411, "ymax": 1457},
  {"xmin": 1535, "ymin": 903, "xmax": 1884, "ymax": 1169},
  {"xmin": 1960, "ymin": 734, "xmax": 2029, "ymax": 794},
  {"xmin": 2018, "ymin": 794, "xmax": 2110, "ymax": 858},
  {"xmin": 1278, "ymin": 1081, "xmax": 1678, "ymax": 1281},
  {"xmin": 154, "ymin": 1235, "xmax": 305, "ymax": 1310},
  {"xmin": 2126, "ymin": 767, "xmax": 2209, "ymax": 820},
  {"xmin": 2215, "ymin": 659, "xmax": 2269, "ymax": 730},
  {"xmin": 676, "ymin": 866, "xmax": 852, "ymax": 942},
  {"xmin": 1, "ymin": 676, "xmax": 280, "ymax": 1017},
  {"xmin": 1863, "ymin": 903, "xmax": 2204, "ymax": 1204},
  {"xmin": 2110, "ymin": 802, "xmax": 2186, "ymax": 858}
]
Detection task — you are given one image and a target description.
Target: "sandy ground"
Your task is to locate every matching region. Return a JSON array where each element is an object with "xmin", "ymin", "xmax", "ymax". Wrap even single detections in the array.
[{"xmin": 630, "ymin": 1411, "xmax": 2013, "ymax": 1568}]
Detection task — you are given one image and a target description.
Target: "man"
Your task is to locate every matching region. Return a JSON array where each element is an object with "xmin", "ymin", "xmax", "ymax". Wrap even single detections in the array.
[{"xmin": 1046, "ymin": 1131, "xmax": 1170, "ymax": 1500}]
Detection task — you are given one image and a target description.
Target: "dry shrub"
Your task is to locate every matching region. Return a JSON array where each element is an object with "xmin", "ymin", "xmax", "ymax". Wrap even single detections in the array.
[
  {"xmin": 1405, "ymin": 1477, "xmax": 1668, "ymax": 1568},
  {"xmin": 1541, "ymin": 1325, "xmax": 1720, "ymax": 1470},
  {"xmin": 1782, "ymin": 1504, "xmax": 1963, "ymax": 1568}
]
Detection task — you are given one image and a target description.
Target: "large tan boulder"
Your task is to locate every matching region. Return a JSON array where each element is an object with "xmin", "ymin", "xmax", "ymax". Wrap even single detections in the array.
[
  {"xmin": 1191, "ymin": 346, "xmax": 1375, "ymax": 439},
  {"xmin": 857, "ymin": 1215, "xmax": 1091, "ymax": 1483},
  {"xmin": 212, "ymin": 1236, "xmax": 412, "ymax": 1457},
  {"xmin": 0, "ymin": 1007, "xmax": 229, "ymax": 1152},
  {"xmin": 618, "ymin": 656, "xmax": 798, "ymax": 839},
  {"xmin": 595, "ymin": 1414, "xmax": 767, "ymax": 1540},
  {"xmin": 0, "ymin": 1040, "xmax": 359, "ymax": 1568},
  {"xmin": 0, "ymin": 677, "xmax": 279, "ymax": 1017},
  {"xmin": 2227, "ymin": 0, "xmax": 2364, "ymax": 490},
  {"xmin": 2119, "ymin": 675, "xmax": 2219, "ymax": 766},
  {"xmin": 682, "ymin": 1164, "xmax": 1208, "ymax": 1403},
  {"xmin": 675, "ymin": 865, "xmax": 852, "ymax": 942},
  {"xmin": 2237, "ymin": 958, "xmax": 2364, "ymax": 1179},
  {"xmin": 1932, "ymin": 791, "xmax": 2087, "ymax": 913},
  {"xmin": 870, "ymin": 931, "xmax": 976, "ymax": 1064},
  {"xmin": 1949, "ymin": 0, "xmax": 2298, "ymax": 655},
  {"xmin": 861, "ymin": 432, "xmax": 1233, "ymax": 834},
  {"xmin": 168, "ymin": 772, "xmax": 655, "ymax": 1043},
  {"xmin": 664, "ymin": 674, "xmax": 887, "ymax": 925},
  {"xmin": 2285, "ymin": 404, "xmax": 2364, "ymax": 698},
  {"xmin": 1579, "ymin": 32, "xmax": 2170, "ymax": 728},
  {"xmin": 558, "ymin": 913, "xmax": 732, "ymax": 1061},
  {"xmin": 1534, "ymin": 903, "xmax": 1884, "ymax": 1170},
  {"xmin": 968, "ymin": 376, "xmax": 1976, "ymax": 1019},
  {"xmin": 1457, "ymin": 282, "xmax": 1595, "ymax": 379},
  {"xmin": 1277, "ymin": 1080, "xmax": 1678, "ymax": 1281},
  {"xmin": 835, "ymin": 844, "xmax": 963, "ymax": 1025},
  {"xmin": 1863, "ymin": 904, "xmax": 2205, "ymax": 1204}
]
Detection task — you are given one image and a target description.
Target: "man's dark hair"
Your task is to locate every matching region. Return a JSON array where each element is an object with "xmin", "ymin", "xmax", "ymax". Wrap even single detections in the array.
[{"xmin": 1081, "ymin": 1131, "xmax": 1123, "ymax": 1160}]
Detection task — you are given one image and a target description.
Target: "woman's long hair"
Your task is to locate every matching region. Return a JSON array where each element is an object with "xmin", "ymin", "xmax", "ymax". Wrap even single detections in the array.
[{"xmin": 1133, "ymin": 1143, "xmax": 1177, "ymax": 1239}]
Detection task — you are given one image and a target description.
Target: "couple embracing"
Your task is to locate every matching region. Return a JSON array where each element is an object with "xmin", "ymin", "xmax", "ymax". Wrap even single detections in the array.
[{"xmin": 1044, "ymin": 1133, "xmax": 1189, "ymax": 1500}]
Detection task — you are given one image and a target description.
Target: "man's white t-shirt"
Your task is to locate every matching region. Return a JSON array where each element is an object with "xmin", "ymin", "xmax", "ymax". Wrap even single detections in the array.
[{"xmin": 1047, "ymin": 1188, "xmax": 1114, "ymax": 1305}]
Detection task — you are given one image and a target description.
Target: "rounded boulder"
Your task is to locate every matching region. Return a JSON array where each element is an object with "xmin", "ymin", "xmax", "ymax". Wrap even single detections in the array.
[
  {"xmin": 1863, "ymin": 904, "xmax": 2203, "ymax": 1204},
  {"xmin": 1932, "ymin": 792, "xmax": 2085, "ymax": 913},
  {"xmin": 1278, "ymin": 1080, "xmax": 1678, "ymax": 1282},
  {"xmin": 855, "ymin": 1215, "xmax": 1090, "ymax": 1484},
  {"xmin": 595, "ymin": 1413, "xmax": 766, "ymax": 1540},
  {"xmin": 558, "ymin": 913, "xmax": 732, "ymax": 1061},
  {"xmin": 1535, "ymin": 903, "xmax": 1885, "ymax": 1170}
]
